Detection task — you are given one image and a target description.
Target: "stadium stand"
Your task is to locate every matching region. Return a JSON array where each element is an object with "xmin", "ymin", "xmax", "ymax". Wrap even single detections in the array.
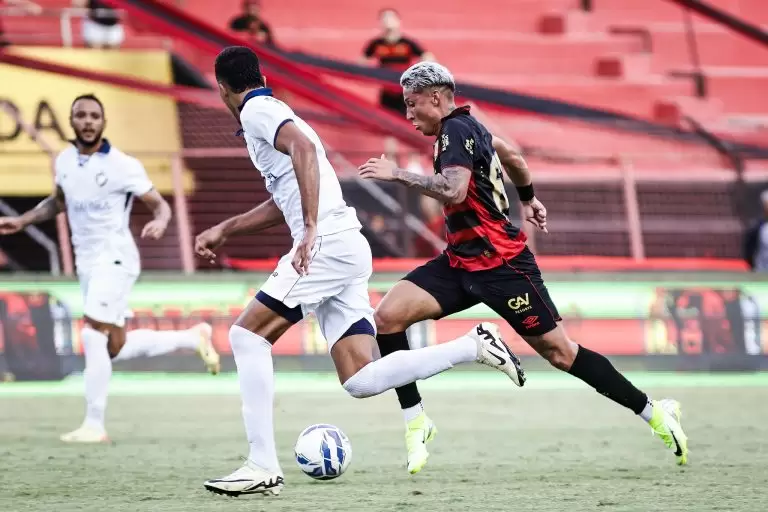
[
  {"xmin": 154, "ymin": 0, "xmax": 768, "ymax": 141},
  {"xmin": 1, "ymin": 0, "xmax": 764, "ymax": 269}
]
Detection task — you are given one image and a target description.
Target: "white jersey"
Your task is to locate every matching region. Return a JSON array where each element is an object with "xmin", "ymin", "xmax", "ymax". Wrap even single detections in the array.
[
  {"xmin": 54, "ymin": 140, "xmax": 153, "ymax": 275},
  {"xmin": 239, "ymin": 88, "xmax": 361, "ymax": 241}
]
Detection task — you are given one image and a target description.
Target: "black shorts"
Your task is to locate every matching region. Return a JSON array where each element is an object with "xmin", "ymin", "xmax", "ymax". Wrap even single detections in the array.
[{"xmin": 403, "ymin": 247, "xmax": 562, "ymax": 336}]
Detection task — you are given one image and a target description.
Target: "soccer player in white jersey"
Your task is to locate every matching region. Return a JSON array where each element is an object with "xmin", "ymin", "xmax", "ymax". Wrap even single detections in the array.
[
  {"xmin": 194, "ymin": 47, "xmax": 526, "ymax": 497},
  {"xmin": 0, "ymin": 94, "xmax": 221, "ymax": 443}
]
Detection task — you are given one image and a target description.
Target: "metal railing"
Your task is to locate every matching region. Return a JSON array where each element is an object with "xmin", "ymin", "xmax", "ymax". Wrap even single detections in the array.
[
  {"xmin": 0, "ymin": 199, "xmax": 61, "ymax": 275},
  {"xmin": 180, "ymin": 145, "xmax": 446, "ymax": 256},
  {"xmin": 2, "ymin": 141, "xmax": 759, "ymax": 274},
  {"xmin": 327, "ymin": 148, "xmax": 446, "ymax": 255},
  {"xmin": 0, "ymin": 6, "xmax": 171, "ymax": 49},
  {"xmin": 0, "ymin": 102, "xmax": 74, "ymax": 276}
]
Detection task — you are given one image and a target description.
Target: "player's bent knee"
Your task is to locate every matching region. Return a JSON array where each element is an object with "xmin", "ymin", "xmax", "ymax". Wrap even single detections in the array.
[
  {"xmin": 83, "ymin": 316, "xmax": 110, "ymax": 335},
  {"xmin": 539, "ymin": 340, "xmax": 577, "ymax": 371},
  {"xmin": 229, "ymin": 324, "xmax": 259, "ymax": 352},
  {"xmin": 373, "ymin": 309, "xmax": 406, "ymax": 334},
  {"xmin": 339, "ymin": 357, "xmax": 385, "ymax": 399},
  {"xmin": 342, "ymin": 382, "xmax": 373, "ymax": 399},
  {"xmin": 341, "ymin": 366, "xmax": 376, "ymax": 399},
  {"xmin": 233, "ymin": 293, "xmax": 298, "ymax": 343},
  {"xmin": 331, "ymin": 324, "xmax": 377, "ymax": 385},
  {"xmin": 547, "ymin": 349, "xmax": 573, "ymax": 372},
  {"xmin": 526, "ymin": 326, "xmax": 578, "ymax": 371}
]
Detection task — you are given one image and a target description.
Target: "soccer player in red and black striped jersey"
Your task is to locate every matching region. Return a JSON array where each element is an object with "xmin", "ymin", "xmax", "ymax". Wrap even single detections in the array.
[{"xmin": 359, "ymin": 62, "xmax": 689, "ymax": 474}]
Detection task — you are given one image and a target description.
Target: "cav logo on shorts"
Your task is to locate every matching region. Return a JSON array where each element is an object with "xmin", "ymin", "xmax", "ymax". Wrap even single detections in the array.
[{"xmin": 508, "ymin": 294, "xmax": 532, "ymax": 314}]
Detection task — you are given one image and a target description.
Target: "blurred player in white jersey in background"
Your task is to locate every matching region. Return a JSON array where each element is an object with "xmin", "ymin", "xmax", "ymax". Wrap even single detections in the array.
[
  {"xmin": 0, "ymin": 94, "xmax": 221, "ymax": 443},
  {"xmin": 194, "ymin": 47, "xmax": 525, "ymax": 497}
]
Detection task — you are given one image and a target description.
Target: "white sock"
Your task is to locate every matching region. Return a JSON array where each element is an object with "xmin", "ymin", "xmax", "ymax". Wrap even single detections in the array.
[
  {"xmin": 113, "ymin": 328, "xmax": 200, "ymax": 361},
  {"xmin": 403, "ymin": 403, "xmax": 424, "ymax": 423},
  {"xmin": 230, "ymin": 325, "xmax": 280, "ymax": 473},
  {"xmin": 639, "ymin": 399, "xmax": 654, "ymax": 423},
  {"xmin": 81, "ymin": 326, "xmax": 111, "ymax": 431},
  {"xmin": 343, "ymin": 335, "xmax": 477, "ymax": 398}
]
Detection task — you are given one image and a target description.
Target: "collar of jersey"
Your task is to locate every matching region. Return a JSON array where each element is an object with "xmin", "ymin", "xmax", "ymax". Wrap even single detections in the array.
[
  {"xmin": 68, "ymin": 138, "xmax": 112, "ymax": 155},
  {"xmin": 238, "ymin": 87, "xmax": 273, "ymax": 112},
  {"xmin": 442, "ymin": 105, "xmax": 471, "ymax": 121},
  {"xmin": 235, "ymin": 88, "xmax": 273, "ymax": 136}
]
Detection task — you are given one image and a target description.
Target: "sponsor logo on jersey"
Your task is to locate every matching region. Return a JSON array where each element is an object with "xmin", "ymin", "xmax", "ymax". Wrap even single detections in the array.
[{"xmin": 71, "ymin": 199, "xmax": 111, "ymax": 213}]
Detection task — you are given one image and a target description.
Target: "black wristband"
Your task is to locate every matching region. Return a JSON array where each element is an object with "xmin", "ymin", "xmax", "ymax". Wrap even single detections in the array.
[{"xmin": 516, "ymin": 184, "xmax": 534, "ymax": 202}]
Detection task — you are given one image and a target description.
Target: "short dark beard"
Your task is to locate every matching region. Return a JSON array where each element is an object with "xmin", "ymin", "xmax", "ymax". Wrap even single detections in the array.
[{"xmin": 74, "ymin": 129, "xmax": 104, "ymax": 152}]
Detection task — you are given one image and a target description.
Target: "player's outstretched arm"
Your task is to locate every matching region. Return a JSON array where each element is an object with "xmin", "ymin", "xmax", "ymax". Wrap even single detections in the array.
[
  {"xmin": 274, "ymin": 122, "xmax": 320, "ymax": 275},
  {"xmin": 194, "ymin": 198, "xmax": 284, "ymax": 264},
  {"xmin": 219, "ymin": 198, "xmax": 285, "ymax": 237},
  {"xmin": 138, "ymin": 189, "xmax": 172, "ymax": 240},
  {"xmin": 0, "ymin": 186, "xmax": 65, "ymax": 235},
  {"xmin": 358, "ymin": 155, "xmax": 471, "ymax": 204},
  {"xmin": 492, "ymin": 135, "xmax": 548, "ymax": 233},
  {"xmin": 393, "ymin": 165, "xmax": 470, "ymax": 204}
]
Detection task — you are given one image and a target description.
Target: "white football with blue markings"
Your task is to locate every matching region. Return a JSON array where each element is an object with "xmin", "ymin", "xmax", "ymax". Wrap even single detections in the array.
[{"xmin": 294, "ymin": 424, "xmax": 352, "ymax": 480}]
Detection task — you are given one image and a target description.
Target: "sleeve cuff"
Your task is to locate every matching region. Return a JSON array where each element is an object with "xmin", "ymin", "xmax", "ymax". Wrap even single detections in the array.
[{"xmin": 273, "ymin": 119, "xmax": 294, "ymax": 147}]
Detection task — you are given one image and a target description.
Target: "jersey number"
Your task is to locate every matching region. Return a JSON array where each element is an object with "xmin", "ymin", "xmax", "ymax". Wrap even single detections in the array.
[{"xmin": 490, "ymin": 153, "xmax": 510, "ymax": 216}]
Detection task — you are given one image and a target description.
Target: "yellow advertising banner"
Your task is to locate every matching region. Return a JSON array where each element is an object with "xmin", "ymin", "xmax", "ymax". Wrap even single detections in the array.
[{"xmin": 0, "ymin": 47, "xmax": 193, "ymax": 196}]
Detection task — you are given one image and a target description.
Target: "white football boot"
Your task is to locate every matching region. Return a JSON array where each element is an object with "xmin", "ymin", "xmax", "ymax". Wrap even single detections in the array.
[
  {"xmin": 60, "ymin": 424, "xmax": 109, "ymax": 443},
  {"xmin": 469, "ymin": 322, "xmax": 526, "ymax": 386},
  {"xmin": 204, "ymin": 460, "xmax": 284, "ymax": 497},
  {"xmin": 191, "ymin": 322, "xmax": 220, "ymax": 375}
]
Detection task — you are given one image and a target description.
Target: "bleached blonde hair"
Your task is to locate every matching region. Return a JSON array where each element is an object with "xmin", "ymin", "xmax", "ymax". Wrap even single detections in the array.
[{"xmin": 400, "ymin": 61, "xmax": 455, "ymax": 93}]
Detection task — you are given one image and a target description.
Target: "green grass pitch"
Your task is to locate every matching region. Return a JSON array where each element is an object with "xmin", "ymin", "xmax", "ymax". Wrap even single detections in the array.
[{"xmin": 2, "ymin": 372, "xmax": 767, "ymax": 512}]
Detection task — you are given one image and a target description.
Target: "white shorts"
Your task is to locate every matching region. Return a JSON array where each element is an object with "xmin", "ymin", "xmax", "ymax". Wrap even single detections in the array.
[
  {"xmin": 79, "ymin": 263, "xmax": 138, "ymax": 327},
  {"xmin": 82, "ymin": 18, "xmax": 125, "ymax": 47},
  {"xmin": 260, "ymin": 229, "xmax": 375, "ymax": 348}
]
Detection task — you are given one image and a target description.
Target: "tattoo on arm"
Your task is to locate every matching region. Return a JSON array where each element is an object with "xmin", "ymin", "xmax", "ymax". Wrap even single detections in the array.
[
  {"xmin": 393, "ymin": 166, "xmax": 471, "ymax": 204},
  {"xmin": 22, "ymin": 186, "xmax": 65, "ymax": 226}
]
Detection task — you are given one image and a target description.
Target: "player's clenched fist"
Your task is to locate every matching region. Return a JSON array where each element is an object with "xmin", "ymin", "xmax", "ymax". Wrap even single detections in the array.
[
  {"xmin": 292, "ymin": 225, "xmax": 316, "ymax": 276},
  {"xmin": 0, "ymin": 217, "xmax": 24, "ymax": 235},
  {"xmin": 141, "ymin": 219, "xmax": 168, "ymax": 240},
  {"xmin": 195, "ymin": 225, "xmax": 227, "ymax": 263}
]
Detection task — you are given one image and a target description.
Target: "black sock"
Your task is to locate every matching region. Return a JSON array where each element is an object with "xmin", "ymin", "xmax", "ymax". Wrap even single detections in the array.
[
  {"xmin": 568, "ymin": 345, "xmax": 648, "ymax": 414},
  {"xmin": 377, "ymin": 332, "xmax": 422, "ymax": 409}
]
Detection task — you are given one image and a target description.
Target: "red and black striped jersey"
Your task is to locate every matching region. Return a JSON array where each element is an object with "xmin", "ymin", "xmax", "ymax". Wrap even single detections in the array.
[{"xmin": 433, "ymin": 106, "xmax": 526, "ymax": 271}]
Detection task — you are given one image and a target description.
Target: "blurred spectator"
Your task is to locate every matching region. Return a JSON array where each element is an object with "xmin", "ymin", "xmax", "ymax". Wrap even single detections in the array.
[
  {"xmin": 361, "ymin": 8, "xmax": 434, "ymax": 116},
  {"xmin": 743, "ymin": 189, "xmax": 768, "ymax": 271},
  {"xmin": 229, "ymin": 0, "xmax": 274, "ymax": 47},
  {"xmin": 0, "ymin": 0, "xmax": 43, "ymax": 47},
  {"xmin": 73, "ymin": 0, "xmax": 124, "ymax": 49}
]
